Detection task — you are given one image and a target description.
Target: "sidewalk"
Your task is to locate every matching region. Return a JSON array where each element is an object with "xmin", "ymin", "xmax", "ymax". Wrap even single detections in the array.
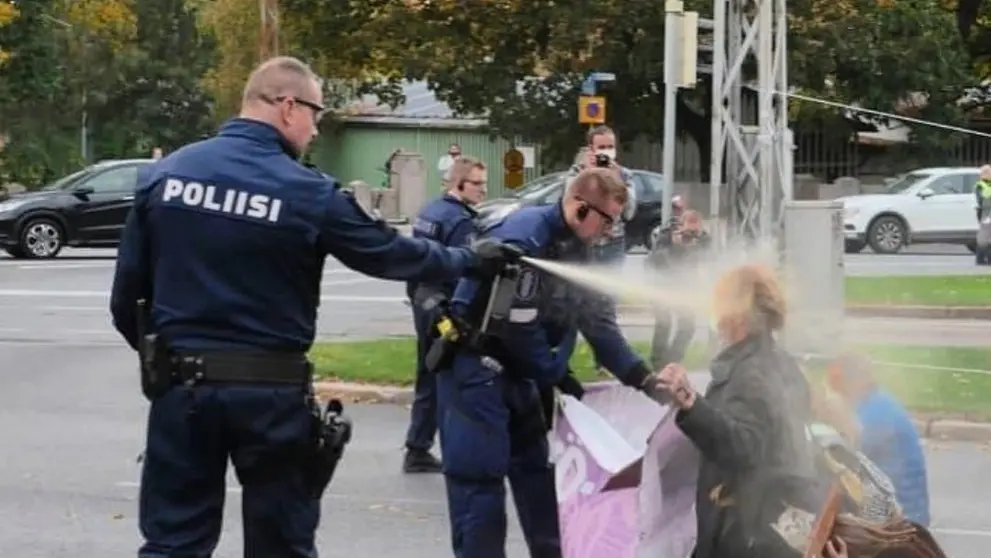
[{"xmin": 312, "ymin": 379, "xmax": 991, "ymax": 444}]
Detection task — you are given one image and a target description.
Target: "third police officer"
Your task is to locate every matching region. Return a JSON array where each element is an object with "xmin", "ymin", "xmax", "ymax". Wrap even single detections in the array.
[
  {"xmin": 403, "ymin": 156, "xmax": 488, "ymax": 473},
  {"xmin": 110, "ymin": 56, "xmax": 517, "ymax": 558}
]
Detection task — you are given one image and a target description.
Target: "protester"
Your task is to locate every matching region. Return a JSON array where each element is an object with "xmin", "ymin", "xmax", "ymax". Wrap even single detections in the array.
[
  {"xmin": 648, "ymin": 263, "xmax": 824, "ymax": 558},
  {"xmin": 826, "ymin": 354, "xmax": 931, "ymax": 527}
]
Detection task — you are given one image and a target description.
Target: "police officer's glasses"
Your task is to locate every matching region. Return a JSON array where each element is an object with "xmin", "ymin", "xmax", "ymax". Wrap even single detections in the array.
[
  {"xmin": 463, "ymin": 179, "xmax": 486, "ymax": 188},
  {"xmin": 578, "ymin": 198, "xmax": 617, "ymax": 227},
  {"xmin": 262, "ymin": 94, "xmax": 326, "ymax": 123}
]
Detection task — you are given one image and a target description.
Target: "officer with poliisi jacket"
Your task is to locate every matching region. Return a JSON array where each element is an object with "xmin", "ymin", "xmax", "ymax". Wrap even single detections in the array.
[{"xmin": 109, "ymin": 56, "xmax": 518, "ymax": 558}]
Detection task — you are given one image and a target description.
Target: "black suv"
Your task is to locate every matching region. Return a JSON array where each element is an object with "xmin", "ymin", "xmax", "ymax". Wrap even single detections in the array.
[
  {"xmin": 0, "ymin": 158, "xmax": 153, "ymax": 259},
  {"xmin": 475, "ymin": 169, "xmax": 667, "ymax": 250}
]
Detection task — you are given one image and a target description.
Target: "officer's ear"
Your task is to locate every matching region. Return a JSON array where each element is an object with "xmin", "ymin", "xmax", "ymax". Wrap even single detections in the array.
[{"xmin": 576, "ymin": 203, "xmax": 589, "ymax": 221}]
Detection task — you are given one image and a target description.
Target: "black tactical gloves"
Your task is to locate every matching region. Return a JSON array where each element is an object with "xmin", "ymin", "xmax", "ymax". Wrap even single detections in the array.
[
  {"xmin": 467, "ymin": 238, "xmax": 524, "ymax": 279},
  {"xmin": 557, "ymin": 369, "xmax": 585, "ymax": 400}
]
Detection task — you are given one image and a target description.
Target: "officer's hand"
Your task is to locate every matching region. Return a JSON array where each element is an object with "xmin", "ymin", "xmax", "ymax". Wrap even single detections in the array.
[
  {"xmin": 468, "ymin": 238, "xmax": 523, "ymax": 278},
  {"xmin": 557, "ymin": 370, "xmax": 585, "ymax": 400}
]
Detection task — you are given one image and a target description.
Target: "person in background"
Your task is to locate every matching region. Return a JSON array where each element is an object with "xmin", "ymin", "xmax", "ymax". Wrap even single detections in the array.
[
  {"xmin": 567, "ymin": 126, "xmax": 636, "ymax": 266},
  {"xmin": 568, "ymin": 126, "xmax": 636, "ymax": 376},
  {"xmin": 826, "ymin": 354, "xmax": 931, "ymax": 527},
  {"xmin": 437, "ymin": 143, "xmax": 462, "ymax": 177},
  {"xmin": 975, "ymin": 165, "xmax": 991, "ymax": 265},
  {"xmin": 404, "ymin": 156, "xmax": 488, "ymax": 473},
  {"xmin": 647, "ymin": 209, "xmax": 710, "ymax": 370},
  {"xmin": 151, "ymin": 147, "xmax": 164, "ymax": 160}
]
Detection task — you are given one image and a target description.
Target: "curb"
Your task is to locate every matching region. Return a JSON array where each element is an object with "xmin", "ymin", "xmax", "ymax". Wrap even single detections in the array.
[
  {"xmin": 313, "ymin": 381, "xmax": 991, "ymax": 444},
  {"xmin": 618, "ymin": 304, "xmax": 991, "ymax": 321}
]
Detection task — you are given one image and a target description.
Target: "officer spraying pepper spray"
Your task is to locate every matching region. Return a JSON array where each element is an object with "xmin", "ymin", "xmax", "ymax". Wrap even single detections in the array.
[
  {"xmin": 110, "ymin": 56, "xmax": 521, "ymax": 558},
  {"xmin": 427, "ymin": 167, "xmax": 673, "ymax": 558}
]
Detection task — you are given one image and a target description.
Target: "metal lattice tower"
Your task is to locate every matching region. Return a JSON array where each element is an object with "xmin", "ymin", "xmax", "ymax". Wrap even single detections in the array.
[
  {"xmin": 708, "ymin": 0, "xmax": 791, "ymax": 241},
  {"xmin": 259, "ymin": 0, "xmax": 280, "ymax": 62}
]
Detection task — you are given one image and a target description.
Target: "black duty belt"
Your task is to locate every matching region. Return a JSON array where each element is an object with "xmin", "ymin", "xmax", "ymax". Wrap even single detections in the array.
[{"xmin": 170, "ymin": 351, "xmax": 312, "ymax": 385}]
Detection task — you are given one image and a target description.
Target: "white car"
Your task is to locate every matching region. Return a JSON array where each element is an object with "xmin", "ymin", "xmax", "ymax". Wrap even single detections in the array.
[{"xmin": 839, "ymin": 167, "xmax": 981, "ymax": 254}]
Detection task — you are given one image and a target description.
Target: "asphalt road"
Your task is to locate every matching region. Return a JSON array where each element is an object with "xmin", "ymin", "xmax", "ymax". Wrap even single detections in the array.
[
  {"xmin": 0, "ymin": 248, "xmax": 988, "ymax": 346},
  {"xmin": 0, "ymin": 342, "xmax": 988, "ymax": 557},
  {"xmin": 0, "ymin": 246, "xmax": 989, "ymax": 556}
]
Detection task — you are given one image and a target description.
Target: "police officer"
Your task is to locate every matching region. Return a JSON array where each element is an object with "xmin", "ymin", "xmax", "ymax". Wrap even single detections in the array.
[
  {"xmin": 109, "ymin": 56, "xmax": 517, "ymax": 558},
  {"xmin": 437, "ymin": 167, "xmax": 666, "ymax": 558},
  {"xmin": 975, "ymin": 165, "xmax": 991, "ymax": 265},
  {"xmin": 403, "ymin": 156, "xmax": 488, "ymax": 473}
]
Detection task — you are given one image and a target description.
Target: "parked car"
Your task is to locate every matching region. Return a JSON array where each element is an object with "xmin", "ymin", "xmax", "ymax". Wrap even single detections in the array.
[
  {"xmin": 0, "ymin": 158, "xmax": 153, "ymax": 259},
  {"xmin": 840, "ymin": 167, "xmax": 981, "ymax": 254},
  {"xmin": 476, "ymin": 168, "xmax": 667, "ymax": 250}
]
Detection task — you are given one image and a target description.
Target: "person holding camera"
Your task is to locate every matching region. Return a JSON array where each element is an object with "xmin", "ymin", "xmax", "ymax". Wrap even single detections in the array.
[{"xmin": 566, "ymin": 126, "xmax": 636, "ymax": 266}]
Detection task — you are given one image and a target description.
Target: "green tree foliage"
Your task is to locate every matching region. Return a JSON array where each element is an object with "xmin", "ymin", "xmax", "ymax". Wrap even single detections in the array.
[
  {"xmin": 0, "ymin": 0, "xmax": 215, "ymax": 184},
  {"xmin": 284, "ymin": 0, "xmax": 979, "ymax": 171},
  {"xmin": 0, "ymin": 0, "xmax": 79, "ymax": 184}
]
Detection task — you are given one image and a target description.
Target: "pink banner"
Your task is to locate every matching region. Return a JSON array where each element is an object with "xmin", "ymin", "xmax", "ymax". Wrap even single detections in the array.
[{"xmin": 549, "ymin": 384, "xmax": 700, "ymax": 558}]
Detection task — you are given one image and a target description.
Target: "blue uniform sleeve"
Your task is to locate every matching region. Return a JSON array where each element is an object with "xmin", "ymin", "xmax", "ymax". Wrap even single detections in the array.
[
  {"xmin": 444, "ymin": 214, "xmax": 477, "ymax": 248},
  {"xmin": 552, "ymin": 328, "xmax": 578, "ymax": 370},
  {"xmin": 110, "ymin": 187, "xmax": 153, "ymax": 351},
  {"xmin": 576, "ymin": 294, "xmax": 650, "ymax": 388},
  {"xmin": 320, "ymin": 188, "xmax": 475, "ymax": 283}
]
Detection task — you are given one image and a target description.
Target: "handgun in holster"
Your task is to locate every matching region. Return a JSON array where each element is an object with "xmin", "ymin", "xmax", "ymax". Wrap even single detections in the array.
[
  {"xmin": 423, "ymin": 262, "xmax": 522, "ymax": 373},
  {"xmin": 136, "ymin": 299, "xmax": 171, "ymax": 401},
  {"xmin": 305, "ymin": 397, "xmax": 353, "ymax": 499}
]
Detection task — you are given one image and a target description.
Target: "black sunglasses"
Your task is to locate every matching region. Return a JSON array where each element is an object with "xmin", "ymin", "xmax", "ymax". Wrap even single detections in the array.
[
  {"xmin": 261, "ymin": 94, "xmax": 326, "ymax": 122},
  {"xmin": 577, "ymin": 198, "xmax": 616, "ymax": 227}
]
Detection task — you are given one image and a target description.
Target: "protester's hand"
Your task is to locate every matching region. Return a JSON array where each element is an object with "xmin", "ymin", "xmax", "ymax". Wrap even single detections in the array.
[
  {"xmin": 655, "ymin": 363, "xmax": 697, "ymax": 409},
  {"xmin": 824, "ymin": 537, "xmax": 849, "ymax": 558},
  {"xmin": 468, "ymin": 238, "xmax": 523, "ymax": 278}
]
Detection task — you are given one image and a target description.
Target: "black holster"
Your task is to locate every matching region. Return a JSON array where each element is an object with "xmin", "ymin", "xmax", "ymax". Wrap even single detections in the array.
[
  {"xmin": 139, "ymin": 333, "xmax": 173, "ymax": 401},
  {"xmin": 305, "ymin": 398, "xmax": 353, "ymax": 499}
]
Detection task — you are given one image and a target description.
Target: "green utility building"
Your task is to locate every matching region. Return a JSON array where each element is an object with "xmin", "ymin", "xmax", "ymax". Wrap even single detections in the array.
[{"xmin": 309, "ymin": 81, "xmax": 545, "ymax": 198}]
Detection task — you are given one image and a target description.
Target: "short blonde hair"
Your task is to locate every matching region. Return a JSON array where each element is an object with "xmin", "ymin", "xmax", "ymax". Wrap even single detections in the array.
[
  {"xmin": 711, "ymin": 263, "xmax": 787, "ymax": 332},
  {"xmin": 980, "ymin": 165, "xmax": 991, "ymax": 181},
  {"xmin": 242, "ymin": 56, "xmax": 319, "ymax": 106},
  {"xmin": 567, "ymin": 167, "xmax": 629, "ymax": 206},
  {"xmin": 444, "ymin": 156, "xmax": 485, "ymax": 190}
]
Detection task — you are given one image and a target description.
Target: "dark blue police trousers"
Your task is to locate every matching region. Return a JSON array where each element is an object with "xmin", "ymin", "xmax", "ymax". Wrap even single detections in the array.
[
  {"xmin": 438, "ymin": 357, "xmax": 561, "ymax": 558},
  {"xmin": 138, "ymin": 384, "xmax": 320, "ymax": 558},
  {"xmin": 406, "ymin": 307, "xmax": 439, "ymax": 451}
]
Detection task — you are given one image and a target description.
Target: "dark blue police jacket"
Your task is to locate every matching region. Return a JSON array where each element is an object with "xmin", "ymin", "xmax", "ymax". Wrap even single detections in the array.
[
  {"xmin": 406, "ymin": 193, "xmax": 478, "ymax": 300},
  {"xmin": 110, "ymin": 118, "xmax": 476, "ymax": 352},
  {"xmin": 449, "ymin": 204, "xmax": 648, "ymax": 388}
]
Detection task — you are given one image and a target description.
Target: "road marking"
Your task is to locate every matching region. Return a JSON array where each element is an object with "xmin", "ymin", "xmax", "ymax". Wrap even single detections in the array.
[
  {"xmin": 11, "ymin": 262, "xmax": 115, "ymax": 270},
  {"xmin": 321, "ymin": 278, "xmax": 375, "ymax": 287},
  {"xmin": 0, "ymin": 304, "xmax": 107, "ymax": 311}
]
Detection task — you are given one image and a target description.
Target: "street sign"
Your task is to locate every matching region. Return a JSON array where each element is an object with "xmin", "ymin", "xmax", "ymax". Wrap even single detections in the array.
[
  {"xmin": 504, "ymin": 170, "xmax": 525, "ymax": 190},
  {"xmin": 503, "ymin": 148, "xmax": 525, "ymax": 173},
  {"xmin": 578, "ymin": 96, "xmax": 606, "ymax": 124}
]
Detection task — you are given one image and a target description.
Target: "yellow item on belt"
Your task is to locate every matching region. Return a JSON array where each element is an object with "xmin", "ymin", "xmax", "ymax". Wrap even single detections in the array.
[{"xmin": 435, "ymin": 316, "xmax": 460, "ymax": 342}]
